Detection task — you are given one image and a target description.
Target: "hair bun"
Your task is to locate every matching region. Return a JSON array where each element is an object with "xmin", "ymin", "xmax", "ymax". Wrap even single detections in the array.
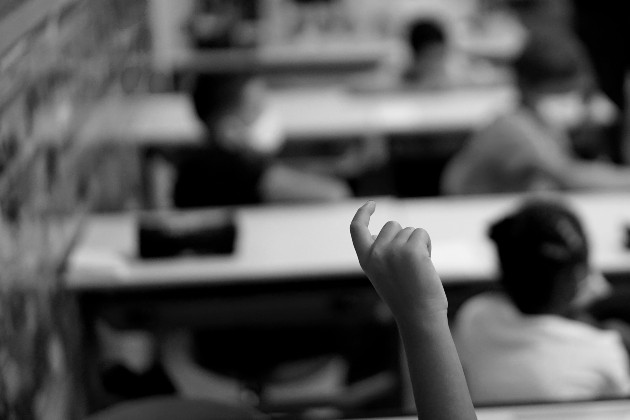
[
  {"xmin": 488, "ymin": 215, "xmax": 515, "ymax": 245},
  {"xmin": 488, "ymin": 197, "xmax": 588, "ymax": 264}
]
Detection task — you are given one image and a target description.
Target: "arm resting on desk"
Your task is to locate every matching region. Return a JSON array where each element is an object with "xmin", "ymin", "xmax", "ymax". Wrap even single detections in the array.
[
  {"xmin": 260, "ymin": 164, "xmax": 352, "ymax": 202},
  {"xmin": 292, "ymin": 137, "xmax": 389, "ymax": 179},
  {"xmin": 558, "ymin": 161, "xmax": 630, "ymax": 190}
]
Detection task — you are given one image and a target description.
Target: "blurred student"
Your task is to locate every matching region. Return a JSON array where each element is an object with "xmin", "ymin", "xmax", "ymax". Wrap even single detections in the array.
[
  {"xmin": 350, "ymin": 201, "xmax": 476, "ymax": 420},
  {"xmin": 453, "ymin": 197, "xmax": 630, "ymax": 404},
  {"xmin": 441, "ymin": 30, "xmax": 630, "ymax": 195},
  {"xmin": 105, "ymin": 73, "xmax": 351, "ymax": 402},
  {"xmin": 352, "ymin": 17, "xmax": 460, "ymax": 92},
  {"xmin": 402, "ymin": 18, "xmax": 450, "ymax": 88},
  {"xmin": 155, "ymin": 72, "xmax": 350, "ymax": 209},
  {"xmin": 401, "ymin": 16, "xmax": 510, "ymax": 90}
]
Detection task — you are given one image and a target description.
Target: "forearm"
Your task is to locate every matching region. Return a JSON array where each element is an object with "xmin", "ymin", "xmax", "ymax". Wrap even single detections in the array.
[
  {"xmin": 292, "ymin": 158, "xmax": 352, "ymax": 178},
  {"xmin": 397, "ymin": 312, "xmax": 476, "ymax": 420},
  {"xmin": 260, "ymin": 164, "xmax": 351, "ymax": 202},
  {"xmin": 563, "ymin": 161, "xmax": 630, "ymax": 190}
]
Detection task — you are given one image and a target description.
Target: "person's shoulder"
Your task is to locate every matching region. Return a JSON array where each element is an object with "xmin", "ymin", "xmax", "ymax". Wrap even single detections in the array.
[
  {"xmin": 475, "ymin": 108, "xmax": 540, "ymax": 142},
  {"xmin": 460, "ymin": 291, "xmax": 506, "ymax": 308},
  {"xmin": 578, "ymin": 324, "xmax": 627, "ymax": 349},
  {"xmin": 451, "ymin": 292, "xmax": 519, "ymax": 354},
  {"xmin": 548, "ymin": 316, "xmax": 627, "ymax": 352},
  {"xmin": 576, "ymin": 325, "xmax": 629, "ymax": 375},
  {"xmin": 181, "ymin": 145, "xmax": 266, "ymax": 169},
  {"xmin": 454, "ymin": 292, "xmax": 512, "ymax": 328}
]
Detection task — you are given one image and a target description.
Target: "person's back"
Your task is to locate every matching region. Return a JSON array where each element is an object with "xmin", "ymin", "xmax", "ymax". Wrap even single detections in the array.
[
  {"xmin": 441, "ymin": 108, "xmax": 571, "ymax": 195},
  {"xmin": 455, "ymin": 292, "xmax": 628, "ymax": 404},
  {"xmin": 441, "ymin": 30, "xmax": 630, "ymax": 195},
  {"xmin": 453, "ymin": 197, "xmax": 630, "ymax": 404}
]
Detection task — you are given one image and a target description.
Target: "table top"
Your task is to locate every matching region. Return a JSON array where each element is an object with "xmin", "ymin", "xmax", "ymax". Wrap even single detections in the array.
[
  {"xmin": 355, "ymin": 399, "xmax": 630, "ymax": 420},
  {"xmin": 66, "ymin": 192, "xmax": 630, "ymax": 292},
  {"xmin": 169, "ymin": 41, "xmax": 397, "ymax": 75},
  {"xmin": 80, "ymin": 85, "xmax": 516, "ymax": 146}
]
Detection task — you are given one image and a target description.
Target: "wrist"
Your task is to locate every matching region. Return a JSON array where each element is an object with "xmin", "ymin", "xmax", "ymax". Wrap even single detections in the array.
[{"xmin": 395, "ymin": 307, "xmax": 449, "ymax": 338}]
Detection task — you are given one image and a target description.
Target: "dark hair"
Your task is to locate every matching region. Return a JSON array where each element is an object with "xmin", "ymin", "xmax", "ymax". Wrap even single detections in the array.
[
  {"xmin": 407, "ymin": 19, "xmax": 446, "ymax": 58},
  {"xmin": 488, "ymin": 197, "xmax": 589, "ymax": 314},
  {"xmin": 190, "ymin": 73, "xmax": 251, "ymax": 128},
  {"xmin": 513, "ymin": 30, "xmax": 591, "ymax": 91}
]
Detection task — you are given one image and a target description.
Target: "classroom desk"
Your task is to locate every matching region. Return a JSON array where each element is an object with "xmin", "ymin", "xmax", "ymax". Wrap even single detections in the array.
[
  {"xmin": 80, "ymin": 85, "xmax": 516, "ymax": 146},
  {"xmin": 354, "ymin": 399, "xmax": 630, "ymax": 420},
  {"xmin": 68, "ymin": 193, "xmax": 630, "ymax": 412},
  {"xmin": 66, "ymin": 192, "xmax": 630, "ymax": 292},
  {"xmin": 170, "ymin": 40, "xmax": 397, "ymax": 76}
]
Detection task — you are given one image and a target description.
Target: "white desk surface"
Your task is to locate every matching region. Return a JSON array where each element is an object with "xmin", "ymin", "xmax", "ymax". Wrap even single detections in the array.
[
  {"xmin": 80, "ymin": 86, "xmax": 516, "ymax": 146},
  {"xmin": 170, "ymin": 39, "xmax": 398, "ymax": 74},
  {"xmin": 66, "ymin": 192, "xmax": 630, "ymax": 291},
  {"xmin": 356, "ymin": 399, "xmax": 630, "ymax": 420}
]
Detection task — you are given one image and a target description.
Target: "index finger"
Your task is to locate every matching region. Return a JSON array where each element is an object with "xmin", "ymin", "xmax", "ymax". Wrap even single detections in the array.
[
  {"xmin": 350, "ymin": 201, "xmax": 376, "ymax": 264},
  {"xmin": 409, "ymin": 227, "xmax": 432, "ymax": 258}
]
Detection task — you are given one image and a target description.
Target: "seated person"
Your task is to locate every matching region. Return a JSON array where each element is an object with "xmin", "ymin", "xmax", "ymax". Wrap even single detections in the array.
[
  {"xmin": 102, "ymin": 74, "xmax": 354, "ymax": 404},
  {"xmin": 155, "ymin": 72, "xmax": 351, "ymax": 209},
  {"xmin": 402, "ymin": 18, "xmax": 450, "ymax": 88},
  {"xmin": 441, "ymin": 30, "xmax": 630, "ymax": 195},
  {"xmin": 452, "ymin": 196, "xmax": 630, "ymax": 404},
  {"xmin": 400, "ymin": 16, "xmax": 511, "ymax": 90},
  {"xmin": 350, "ymin": 17, "xmax": 464, "ymax": 92}
]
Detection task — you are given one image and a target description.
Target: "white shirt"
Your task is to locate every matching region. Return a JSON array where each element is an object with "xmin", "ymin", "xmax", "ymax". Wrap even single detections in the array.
[{"xmin": 453, "ymin": 293, "xmax": 630, "ymax": 405}]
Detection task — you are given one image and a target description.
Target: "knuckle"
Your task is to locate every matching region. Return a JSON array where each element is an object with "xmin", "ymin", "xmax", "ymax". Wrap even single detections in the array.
[
  {"xmin": 385, "ymin": 220, "xmax": 401, "ymax": 229},
  {"xmin": 371, "ymin": 244, "xmax": 388, "ymax": 259},
  {"xmin": 415, "ymin": 227, "xmax": 428, "ymax": 236},
  {"xmin": 416, "ymin": 228, "xmax": 430, "ymax": 241},
  {"xmin": 372, "ymin": 244, "xmax": 395, "ymax": 262}
]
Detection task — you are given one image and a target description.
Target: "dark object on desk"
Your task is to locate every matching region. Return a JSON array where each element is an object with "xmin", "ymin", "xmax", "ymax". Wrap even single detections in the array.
[
  {"xmin": 138, "ymin": 210, "xmax": 237, "ymax": 258},
  {"xmin": 100, "ymin": 362, "xmax": 176, "ymax": 400}
]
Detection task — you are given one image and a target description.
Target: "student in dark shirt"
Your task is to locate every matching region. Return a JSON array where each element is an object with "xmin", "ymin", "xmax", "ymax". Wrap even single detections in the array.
[
  {"xmin": 104, "ymin": 73, "xmax": 351, "ymax": 403},
  {"xmin": 173, "ymin": 139, "xmax": 267, "ymax": 208},
  {"xmin": 150, "ymin": 73, "xmax": 356, "ymax": 408},
  {"xmin": 171, "ymin": 72, "xmax": 351, "ymax": 209}
]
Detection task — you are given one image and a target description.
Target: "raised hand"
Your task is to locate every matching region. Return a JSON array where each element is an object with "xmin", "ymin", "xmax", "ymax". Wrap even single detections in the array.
[
  {"xmin": 350, "ymin": 201, "xmax": 448, "ymax": 325},
  {"xmin": 350, "ymin": 201, "xmax": 477, "ymax": 420}
]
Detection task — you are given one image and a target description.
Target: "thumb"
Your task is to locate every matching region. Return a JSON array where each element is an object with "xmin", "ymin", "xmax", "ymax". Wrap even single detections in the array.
[{"xmin": 350, "ymin": 201, "xmax": 376, "ymax": 265}]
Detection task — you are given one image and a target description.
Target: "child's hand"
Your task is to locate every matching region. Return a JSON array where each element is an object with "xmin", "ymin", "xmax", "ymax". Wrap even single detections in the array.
[{"xmin": 350, "ymin": 201, "xmax": 448, "ymax": 326}]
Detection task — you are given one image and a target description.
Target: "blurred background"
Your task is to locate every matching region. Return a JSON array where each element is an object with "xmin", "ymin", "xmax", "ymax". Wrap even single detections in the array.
[{"xmin": 1, "ymin": 1, "xmax": 630, "ymax": 419}]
